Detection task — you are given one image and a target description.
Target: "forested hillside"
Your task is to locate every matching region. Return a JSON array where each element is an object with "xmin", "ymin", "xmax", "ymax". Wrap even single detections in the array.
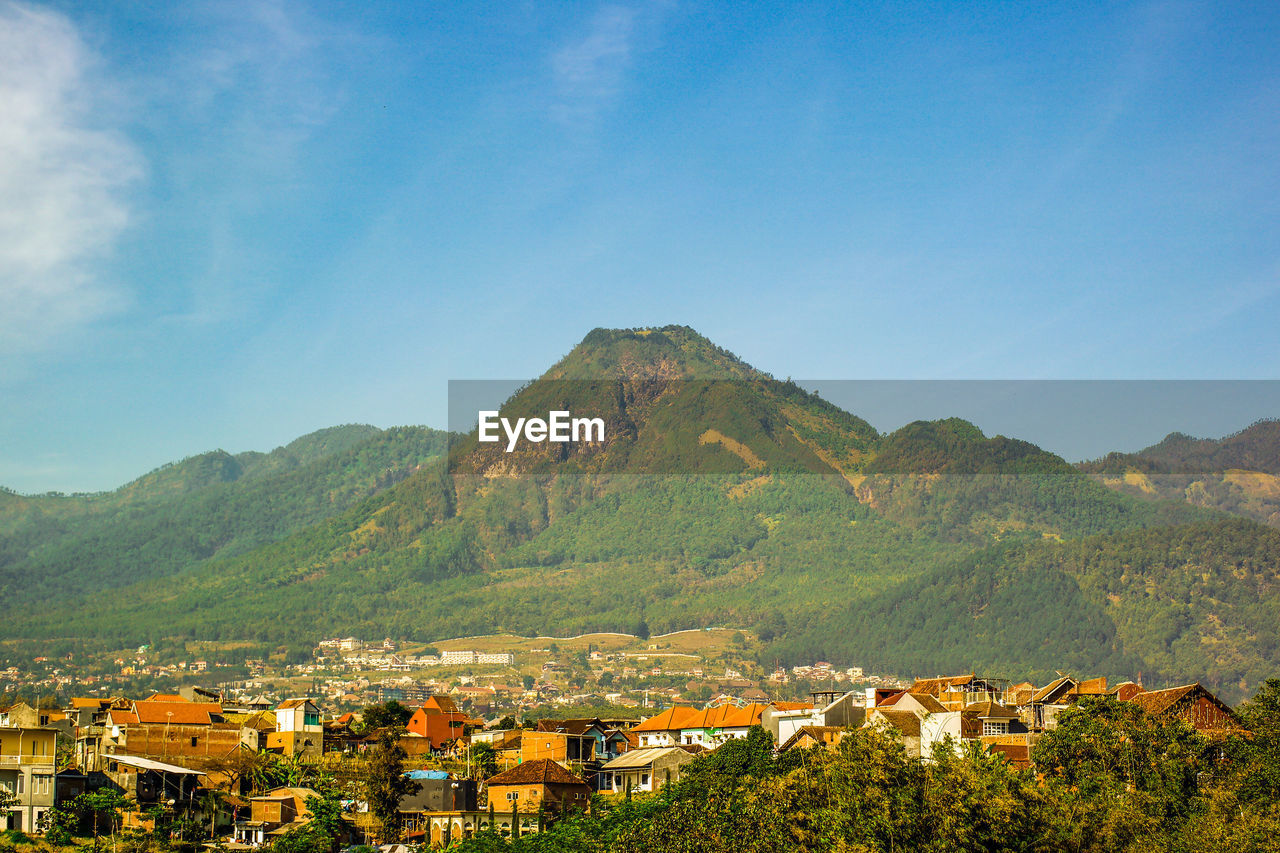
[
  {"xmin": 4, "ymin": 327, "xmax": 1278, "ymax": 701},
  {"xmin": 0, "ymin": 425, "xmax": 449, "ymax": 606},
  {"xmin": 1082, "ymin": 420, "xmax": 1280, "ymax": 527}
]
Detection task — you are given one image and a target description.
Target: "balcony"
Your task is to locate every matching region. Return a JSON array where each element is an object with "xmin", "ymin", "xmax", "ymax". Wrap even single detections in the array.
[{"xmin": 0, "ymin": 754, "xmax": 56, "ymax": 772}]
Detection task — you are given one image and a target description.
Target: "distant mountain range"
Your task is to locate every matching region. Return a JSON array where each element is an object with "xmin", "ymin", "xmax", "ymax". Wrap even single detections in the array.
[{"xmin": 3, "ymin": 326, "xmax": 1277, "ymax": 701}]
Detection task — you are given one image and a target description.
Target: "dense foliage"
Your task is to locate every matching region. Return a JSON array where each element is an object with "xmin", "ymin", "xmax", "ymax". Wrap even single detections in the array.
[{"xmin": 453, "ymin": 684, "xmax": 1280, "ymax": 853}]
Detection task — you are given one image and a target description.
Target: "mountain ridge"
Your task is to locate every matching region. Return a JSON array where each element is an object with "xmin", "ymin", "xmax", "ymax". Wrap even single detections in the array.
[{"xmin": 3, "ymin": 327, "xmax": 1276, "ymax": 701}]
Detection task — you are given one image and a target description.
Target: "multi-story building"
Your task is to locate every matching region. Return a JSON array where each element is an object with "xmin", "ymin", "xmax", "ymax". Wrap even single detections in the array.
[
  {"xmin": 268, "ymin": 699, "xmax": 323, "ymax": 758},
  {"xmin": 0, "ymin": 726, "xmax": 56, "ymax": 832}
]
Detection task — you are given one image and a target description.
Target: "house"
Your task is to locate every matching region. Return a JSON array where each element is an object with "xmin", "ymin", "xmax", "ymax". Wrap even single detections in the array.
[
  {"xmin": 629, "ymin": 707, "xmax": 698, "ymax": 748},
  {"xmin": 233, "ymin": 710, "xmax": 277, "ymax": 751},
  {"xmin": 398, "ymin": 775, "xmax": 478, "ymax": 814},
  {"xmin": 406, "ymin": 703, "xmax": 468, "ymax": 750},
  {"xmin": 675, "ymin": 703, "xmax": 769, "ymax": 749},
  {"xmin": 233, "ymin": 786, "xmax": 319, "ymax": 847},
  {"xmin": 0, "ymin": 702, "xmax": 59, "ymax": 729},
  {"xmin": 599, "ymin": 746, "xmax": 695, "ymax": 794},
  {"xmin": 761, "ymin": 702, "xmax": 822, "ymax": 746},
  {"xmin": 97, "ymin": 698, "xmax": 240, "ymax": 769},
  {"xmin": 100, "ymin": 754, "xmax": 204, "ymax": 811},
  {"xmin": 1109, "ymin": 681, "xmax": 1144, "ymax": 701},
  {"xmin": 528, "ymin": 722, "xmax": 599, "ymax": 763},
  {"xmin": 1025, "ymin": 675, "xmax": 1110, "ymax": 731},
  {"xmin": 867, "ymin": 710, "xmax": 922, "ymax": 757},
  {"xmin": 471, "ymin": 729, "xmax": 524, "ymax": 767},
  {"xmin": 268, "ymin": 699, "xmax": 323, "ymax": 758},
  {"xmin": 0, "ymin": 726, "xmax": 56, "ymax": 831},
  {"xmin": 535, "ymin": 718, "xmax": 632, "ymax": 761},
  {"xmin": 1129, "ymin": 683, "xmax": 1239, "ymax": 732},
  {"xmin": 779, "ymin": 726, "xmax": 846, "ymax": 752},
  {"xmin": 484, "ymin": 759, "xmax": 591, "ymax": 813},
  {"xmin": 907, "ymin": 674, "xmax": 1004, "ymax": 711},
  {"xmin": 879, "ymin": 692, "xmax": 948, "ymax": 716}
]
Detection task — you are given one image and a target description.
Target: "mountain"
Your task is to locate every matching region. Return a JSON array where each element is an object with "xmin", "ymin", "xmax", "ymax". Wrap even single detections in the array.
[
  {"xmin": 1081, "ymin": 420, "xmax": 1280, "ymax": 527},
  {"xmin": 4, "ymin": 327, "xmax": 1277, "ymax": 701},
  {"xmin": 0, "ymin": 425, "xmax": 449, "ymax": 607}
]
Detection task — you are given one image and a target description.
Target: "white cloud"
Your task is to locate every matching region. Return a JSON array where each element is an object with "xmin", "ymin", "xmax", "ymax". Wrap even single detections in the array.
[
  {"xmin": 0, "ymin": 1, "xmax": 141, "ymax": 352},
  {"xmin": 550, "ymin": 5, "xmax": 639, "ymax": 126}
]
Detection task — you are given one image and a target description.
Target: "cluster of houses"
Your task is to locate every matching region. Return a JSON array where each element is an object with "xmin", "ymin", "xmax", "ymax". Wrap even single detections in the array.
[{"xmin": 0, "ymin": 673, "xmax": 1240, "ymax": 848}]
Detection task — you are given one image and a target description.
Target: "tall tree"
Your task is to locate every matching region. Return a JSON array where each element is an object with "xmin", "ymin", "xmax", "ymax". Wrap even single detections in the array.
[{"xmin": 362, "ymin": 727, "xmax": 420, "ymax": 843}]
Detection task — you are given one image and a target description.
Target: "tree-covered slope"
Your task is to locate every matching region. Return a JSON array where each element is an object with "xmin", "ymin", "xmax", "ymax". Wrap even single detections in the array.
[
  {"xmin": 0, "ymin": 425, "xmax": 448, "ymax": 605},
  {"xmin": 1082, "ymin": 420, "xmax": 1280, "ymax": 527}
]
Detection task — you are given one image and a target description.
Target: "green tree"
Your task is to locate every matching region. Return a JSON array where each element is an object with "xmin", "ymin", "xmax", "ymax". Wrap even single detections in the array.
[
  {"xmin": 362, "ymin": 727, "xmax": 420, "ymax": 843},
  {"xmin": 467, "ymin": 742, "xmax": 499, "ymax": 780},
  {"xmin": 1226, "ymin": 677, "xmax": 1280, "ymax": 805},
  {"xmin": 358, "ymin": 700, "xmax": 412, "ymax": 733}
]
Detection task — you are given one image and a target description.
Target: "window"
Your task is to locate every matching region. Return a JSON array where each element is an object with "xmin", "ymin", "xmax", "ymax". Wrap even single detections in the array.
[
  {"xmin": 982, "ymin": 720, "xmax": 1008, "ymax": 736},
  {"xmin": 304, "ymin": 712, "xmax": 320, "ymax": 727},
  {"xmin": 190, "ymin": 737, "xmax": 198, "ymax": 747},
  {"xmin": 640, "ymin": 773, "xmax": 649, "ymax": 787},
  {"xmin": 34, "ymin": 775, "xmax": 51, "ymax": 795},
  {"xmin": 16, "ymin": 774, "xmax": 23, "ymax": 794},
  {"xmin": 506, "ymin": 791, "xmax": 519, "ymax": 801}
]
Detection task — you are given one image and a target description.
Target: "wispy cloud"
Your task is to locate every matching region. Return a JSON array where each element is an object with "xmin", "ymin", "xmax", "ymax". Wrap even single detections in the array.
[
  {"xmin": 550, "ymin": 5, "xmax": 641, "ymax": 127},
  {"xmin": 0, "ymin": 1, "xmax": 142, "ymax": 353}
]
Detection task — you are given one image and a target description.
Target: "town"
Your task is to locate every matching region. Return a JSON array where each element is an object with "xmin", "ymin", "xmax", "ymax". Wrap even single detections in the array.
[{"xmin": 0, "ymin": 628, "xmax": 1245, "ymax": 850}]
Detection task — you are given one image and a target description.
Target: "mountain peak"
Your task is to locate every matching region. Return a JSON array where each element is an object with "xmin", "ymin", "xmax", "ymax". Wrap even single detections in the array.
[{"xmin": 542, "ymin": 325, "xmax": 763, "ymax": 382}]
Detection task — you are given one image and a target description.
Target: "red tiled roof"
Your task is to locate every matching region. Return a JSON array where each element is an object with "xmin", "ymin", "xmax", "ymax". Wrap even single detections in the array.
[
  {"xmin": 485, "ymin": 758, "xmax": 586, "ymax": 787},
  {"xmin": 1129, "ymin": 684, "xmax": 1200, "ymax": 716},
  {"xmin": 909, "ymin": 674, "xmax": 976, "ymax": 695}
]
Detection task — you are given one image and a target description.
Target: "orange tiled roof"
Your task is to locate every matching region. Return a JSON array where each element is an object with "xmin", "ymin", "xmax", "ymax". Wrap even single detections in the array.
[
  {"xmin": 422, "ymin": 696, "xmax": 460, "ymax": 714},
  {"xmin": 769, "ymin": 701, "xmax": 815, "ymax": 712},
  {"xmin": 631, "ymin": 706, "xmax": 698, "ymax": 733},
  {"xmin": 132, "ymin": 701, "xmax": 221, "ymax": 725},
  {"xmin": 144, "ymin": 693, "xmax": 189, "ymax": 702},
  {"xmin": 682, "ymin": 703, "xmax": 766, "ymax": 730},
  {"xmin": 486, "ymin": 758, "xmax": 586, "ymax": 787},
  {"xmin": 1030, "ymin": 676, "xmax": 1076, "ymax": 704},
  {"xmin": 882, "ymin": 692, "xmax": 947, "ymax": 714},
  {"xmin": 72, "ymin": 697, "xmax": 108, "ymax": 709},
  {"xmin": 963, "ymin": 700, "xmax": 1019, "ymax": 719}
]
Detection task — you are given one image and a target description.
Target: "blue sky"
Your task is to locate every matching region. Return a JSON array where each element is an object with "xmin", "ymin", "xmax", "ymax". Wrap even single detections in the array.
[{"xmin": 1, "ymin": 1, "xmax": 1278, "ymax": 492}]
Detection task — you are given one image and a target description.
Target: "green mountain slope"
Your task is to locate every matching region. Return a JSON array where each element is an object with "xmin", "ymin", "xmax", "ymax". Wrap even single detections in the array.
[
  {"xmin": 1082, "ymin": 420, "xmax": 1280, "ymax": 527},
  {"xmin": 4, "ymin": 326, "xmax": 1276, "ymax": 701},
  {"xmin": 0, "ymin": 425, "xmax": 449, "ymax": 605}
]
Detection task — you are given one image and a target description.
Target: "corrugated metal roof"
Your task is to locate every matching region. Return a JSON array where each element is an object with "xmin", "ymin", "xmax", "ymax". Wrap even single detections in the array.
[
  {"xmin": 601, "ymin": 746, "xmax": 689, "ymax": 770},
  {"xmin": 105, "ymin": 754, "xmax": 205, "ymax": 775}
]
